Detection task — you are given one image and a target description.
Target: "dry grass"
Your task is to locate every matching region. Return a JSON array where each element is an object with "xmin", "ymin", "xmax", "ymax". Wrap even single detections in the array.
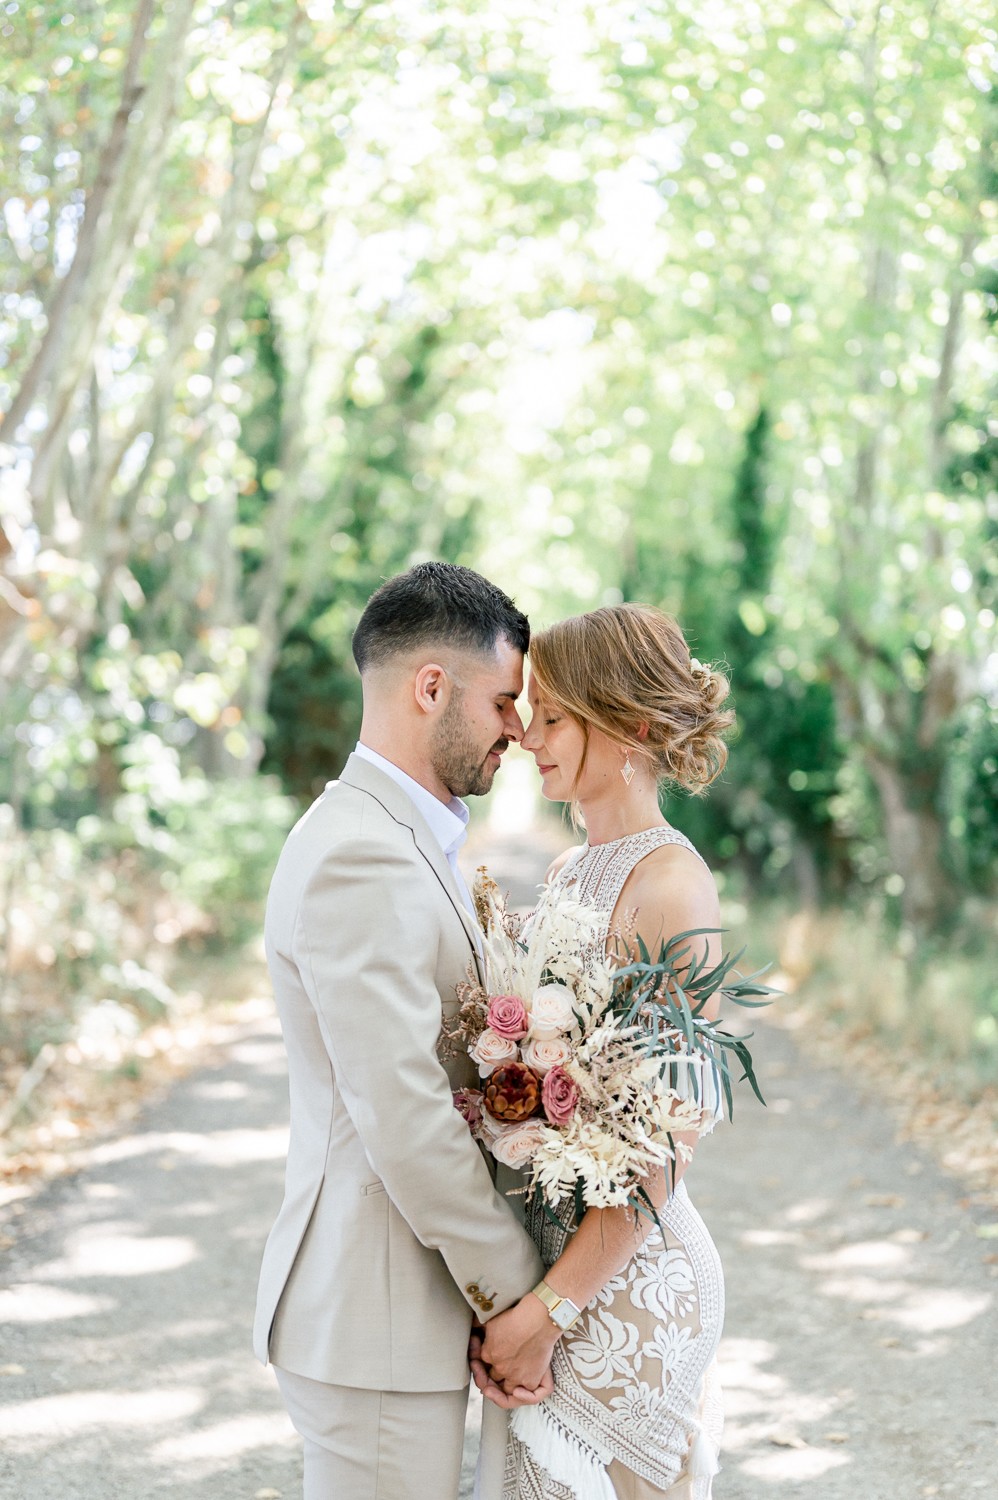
[
  {"xmin": 758, "ymin": 901, "xmax": 998, "ymax": 1212},
  {"xmin": 0, "ymin": 947, "xmax": 269, "ymax": 1199}
]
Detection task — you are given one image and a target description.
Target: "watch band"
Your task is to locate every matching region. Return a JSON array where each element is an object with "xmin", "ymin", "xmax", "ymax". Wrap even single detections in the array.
[{"xmin": 531, "ymin": 1278, "xmax": 582, "ymax": 1332}]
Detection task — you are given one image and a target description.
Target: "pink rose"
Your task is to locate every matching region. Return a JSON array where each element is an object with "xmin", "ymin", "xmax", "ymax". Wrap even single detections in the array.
[
  {"xmin": 486, "ymin": 993, "xmax": 529, "ymax": 1041},
  {"xmin": 453, "ymin": 1088, "xmax": 483, "ymax": 1128},
  {"xmin": 470, "ymin": 1028, "xmax": 519, "ymax": 1077},
  {"xmin": 542, "ymin": 1065, "xmax": 579, "ymax": 1126},
  {"xmin": 521, "ymin": 1035, "xmax": 573, "ymax": 1076}
]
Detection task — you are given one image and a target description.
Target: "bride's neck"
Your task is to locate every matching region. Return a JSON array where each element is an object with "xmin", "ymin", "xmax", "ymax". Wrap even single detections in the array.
[{"xmin": 578, "ymin": 782, "xmax": 667, "ymax": 846}]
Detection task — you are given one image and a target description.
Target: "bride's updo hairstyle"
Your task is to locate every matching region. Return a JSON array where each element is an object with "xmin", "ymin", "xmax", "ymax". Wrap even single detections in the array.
[{"xmin": 529, "ymin": 604, "xmax": 734, "ymax": 796}]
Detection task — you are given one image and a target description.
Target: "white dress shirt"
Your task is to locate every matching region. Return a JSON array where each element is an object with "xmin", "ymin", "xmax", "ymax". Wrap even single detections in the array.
[{"xmin": 353, "ymin": 743, "xmax": 476, "ymax": 916}]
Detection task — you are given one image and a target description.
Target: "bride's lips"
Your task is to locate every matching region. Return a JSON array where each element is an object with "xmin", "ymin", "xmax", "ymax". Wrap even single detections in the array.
[{"xmin": 537, "ymin": 763, "xmax": 555, "ymax": 774}]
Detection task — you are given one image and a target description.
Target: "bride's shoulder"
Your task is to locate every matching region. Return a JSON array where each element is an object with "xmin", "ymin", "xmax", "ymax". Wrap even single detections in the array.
[
  {"xmin": 628, "ymin": 838, "xmax": 719, "ymax": 919},
  {"xmin": 544, "ymin": 844, "xmax": 584, "ymax": 885}
]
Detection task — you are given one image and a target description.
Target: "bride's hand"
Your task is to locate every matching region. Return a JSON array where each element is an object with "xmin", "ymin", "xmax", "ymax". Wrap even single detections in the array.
[
  {"xmin": 469, "ymin": 1328, "xmax": 553, "ymax": 1409},
  {"xmin": 479, "ymin": 1298, "xmax": 560, "ymax": 1397}
]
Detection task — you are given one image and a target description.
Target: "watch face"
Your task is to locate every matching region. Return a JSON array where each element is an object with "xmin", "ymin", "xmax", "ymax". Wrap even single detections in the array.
[{"xmin": 553, "ymin": 1299, "xmax": 579, "ymax": 1330}]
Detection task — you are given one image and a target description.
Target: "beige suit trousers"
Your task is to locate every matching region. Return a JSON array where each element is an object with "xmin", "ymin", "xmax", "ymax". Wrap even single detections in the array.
[{"xmin": 275, "ymin": 1367, "xmax": 469, "ymax": 1500}]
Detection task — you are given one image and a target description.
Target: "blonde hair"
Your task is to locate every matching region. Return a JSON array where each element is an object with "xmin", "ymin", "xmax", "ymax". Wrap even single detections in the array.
[{"xmin": 529, "ymin": 604, "xmax": 734, "ymax": 797}]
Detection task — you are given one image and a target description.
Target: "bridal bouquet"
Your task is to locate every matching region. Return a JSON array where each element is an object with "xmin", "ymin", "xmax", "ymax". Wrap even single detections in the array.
[{"xmin": 446, "ymin": 868, "xmax": 772, "ymax": 1227}]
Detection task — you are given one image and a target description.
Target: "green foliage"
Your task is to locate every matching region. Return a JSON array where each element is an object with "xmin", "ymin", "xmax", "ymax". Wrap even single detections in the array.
[
  {"xmin": 758, "ymin": 897, "xmax": 998, "ymax": 1097},
  {"xmin": 942, "ymin": 700, "xmax": 998, "ymax": 890},
  {"xmin": 0, "ymin": 0, "xmax": 996, "ymax": 961},
  {"xmin": 0, "ymin": 770, "xmax": 294, "ymax": 1071},
  {"xmin": 153, "ymin": 775, "xmax": 297, "ymax": 940},
  {"xmin": 666, "ymin": 409, "xmax": 846, "ymax": 888},
  {"xmin": 262, "ymin": 625, "xmax": 362, "ymax": 803}
]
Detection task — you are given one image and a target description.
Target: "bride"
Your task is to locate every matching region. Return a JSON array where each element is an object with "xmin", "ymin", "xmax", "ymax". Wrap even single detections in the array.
[{"xmin": 472, "ymin": 603, "xmax": 735, "ymax": 1500}]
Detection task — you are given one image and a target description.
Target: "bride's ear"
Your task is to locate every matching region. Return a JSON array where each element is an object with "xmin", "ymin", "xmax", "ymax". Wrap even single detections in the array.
[{"xmin": 635, "ymin": 722, "xmax": 650, "ymax": 742}]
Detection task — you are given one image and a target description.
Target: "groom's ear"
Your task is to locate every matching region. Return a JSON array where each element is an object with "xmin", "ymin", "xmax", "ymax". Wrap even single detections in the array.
[{"xmin": 414, "ymin": 661, "xmax": 448, "ymax": 714}]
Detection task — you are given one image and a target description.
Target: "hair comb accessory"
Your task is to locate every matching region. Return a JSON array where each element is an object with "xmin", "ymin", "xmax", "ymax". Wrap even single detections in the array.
[{"xmin": 690, "ymin": 657, "xmax": 710, "ymax": 679}]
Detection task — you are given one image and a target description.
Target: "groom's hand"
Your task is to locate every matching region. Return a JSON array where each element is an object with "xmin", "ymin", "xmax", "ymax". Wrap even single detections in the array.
[
  {"xmin": 479, "ymin": 1296, "xmax": 560, "ymax": 1396},
  {"xmin": 469, "ymin": 1327, "xmax": 553, "ymax": 1409}
]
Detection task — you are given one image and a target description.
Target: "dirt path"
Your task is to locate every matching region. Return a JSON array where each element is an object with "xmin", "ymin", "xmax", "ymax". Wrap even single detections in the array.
[{"xmin": 2, "ymin": 834, "xmax": 996, "ymax": 1499}]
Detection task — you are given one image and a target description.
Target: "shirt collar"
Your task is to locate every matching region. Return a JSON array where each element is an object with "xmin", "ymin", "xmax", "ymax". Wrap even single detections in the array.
[{"xmin": 353, "ymin": 743, "xmax": 469, "ymax": 858}]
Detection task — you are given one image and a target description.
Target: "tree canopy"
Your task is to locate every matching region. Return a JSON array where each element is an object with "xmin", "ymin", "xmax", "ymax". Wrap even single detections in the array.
[{"xmin": 1, "ymin": 0, "xmax": 996, "ymax": 942}]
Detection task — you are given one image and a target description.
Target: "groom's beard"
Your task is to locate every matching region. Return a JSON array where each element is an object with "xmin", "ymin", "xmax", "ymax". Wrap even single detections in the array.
[{"xmin": 433, "ymin": 698, "xmax": 508, "ymax": 798}]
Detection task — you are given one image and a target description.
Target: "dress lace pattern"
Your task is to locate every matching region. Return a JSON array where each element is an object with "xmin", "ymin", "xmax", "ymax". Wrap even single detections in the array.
[{"xmin": 502, "ymin": 829, "xmax": 725, "ymax": 1500}]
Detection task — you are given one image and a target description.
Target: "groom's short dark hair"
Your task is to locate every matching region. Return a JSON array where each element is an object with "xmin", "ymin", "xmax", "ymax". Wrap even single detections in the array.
[{"xmin": 352, "ymin": 562, "xmax": 530, "ymax": 673}]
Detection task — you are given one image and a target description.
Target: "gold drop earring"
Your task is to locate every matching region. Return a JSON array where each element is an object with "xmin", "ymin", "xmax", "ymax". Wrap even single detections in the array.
[{"xmin": 621, "ymin": 752, "xmax": 635, "ymax": 786}]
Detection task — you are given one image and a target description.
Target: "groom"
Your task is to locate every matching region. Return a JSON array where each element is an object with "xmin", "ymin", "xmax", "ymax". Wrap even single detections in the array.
[{"xmin": 254, "ymin": 562, "xmax": 547, "ymax": 1498}]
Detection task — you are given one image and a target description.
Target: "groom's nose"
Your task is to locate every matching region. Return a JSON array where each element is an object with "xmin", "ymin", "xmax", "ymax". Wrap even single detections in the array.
[{"xmin": 502, "ymin": 703, "xmax": 524, "ymax": 741}]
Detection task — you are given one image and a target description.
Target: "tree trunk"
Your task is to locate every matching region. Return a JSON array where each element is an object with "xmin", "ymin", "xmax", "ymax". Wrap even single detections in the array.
[
  {"xmin": 0, "ymin": 0, "xmax": 160, "ymax": 444},
  {"xmin": 864, "ymin": 753, "xmax": 953, "ymax": 929}
]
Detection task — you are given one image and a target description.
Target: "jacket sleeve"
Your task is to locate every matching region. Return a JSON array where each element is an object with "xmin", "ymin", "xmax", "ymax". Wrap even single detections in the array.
[{"xmin": 291, "ymin": 835, "xmax": 543, "ymax": 1318}]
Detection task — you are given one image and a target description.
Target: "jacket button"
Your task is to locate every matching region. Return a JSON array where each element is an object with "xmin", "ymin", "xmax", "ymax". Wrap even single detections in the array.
[
  {"xmin": 467, "ymin": 1284, "xmax": 480, "ymax": 1295},
  {"xmin": 481, "ymin": 1299, "xmax": 494, "ymax": 1312}
]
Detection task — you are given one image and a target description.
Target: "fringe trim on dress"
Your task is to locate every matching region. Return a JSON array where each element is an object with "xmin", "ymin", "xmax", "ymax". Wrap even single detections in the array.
[{"xmin": 510, "ymin": 1404, "xmax": 617, "ymax": 1500}]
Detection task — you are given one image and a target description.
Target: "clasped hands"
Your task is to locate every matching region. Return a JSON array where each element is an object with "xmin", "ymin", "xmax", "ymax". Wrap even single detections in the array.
[{"xmin": 468, "ymin": 1294, "xmax": 559, "ymax": 1409}]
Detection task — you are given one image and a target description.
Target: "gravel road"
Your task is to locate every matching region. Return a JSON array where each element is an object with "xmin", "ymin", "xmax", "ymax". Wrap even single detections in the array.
[{"xmin": 2, "ymin": 831, "xmax": 995, "ymax": 1499}]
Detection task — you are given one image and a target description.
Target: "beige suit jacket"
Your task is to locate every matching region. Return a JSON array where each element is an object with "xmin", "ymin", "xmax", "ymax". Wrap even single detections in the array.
[{"xmin": 253, "ymin": 754, "xmax": 543, "ymax": 1391}]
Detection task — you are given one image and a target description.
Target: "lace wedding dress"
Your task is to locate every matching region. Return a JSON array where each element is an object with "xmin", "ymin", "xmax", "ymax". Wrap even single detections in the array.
[{"xmin": 502, "ymin": 829, "xmax": 725, "ymax": 1500}]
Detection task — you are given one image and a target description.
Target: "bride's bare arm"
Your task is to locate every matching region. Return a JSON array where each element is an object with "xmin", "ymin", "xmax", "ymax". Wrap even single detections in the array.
[
  {"xmin": 480, "ymin": 849, "xmax": 721, "ymax": 1393},
  {"xmin": 544, "ymin": 848, "xmax": 721, "ymax": 1304}
]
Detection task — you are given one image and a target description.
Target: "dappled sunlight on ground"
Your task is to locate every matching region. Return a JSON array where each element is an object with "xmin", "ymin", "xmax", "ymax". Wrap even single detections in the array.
[
  {"xmin": 693, "ymin": 1008, "xmax": 998, "ymax": 1498},
  {"xmin": 0, "ymin": 1282, "xmax": 115, "ymax": 1323},
  {"xmin": 741, "ymin": 1444, "xmax": 851, "ymax": 1483},
  {"xmin": 803, "ymin": 1237, "xmax": 911, "ymax": 1271},
  {"xmin": 717, "ymin": 1334, "xmax": 844, "ymax": 1446},
  {"xmin": 150, "ymin": 1410, "xmax": 297, "ymax": 1465},
  {"xmin": 889, "ymin": 1287, "xmax": 992, "ymax": 1334},
  {"xmin": 32, "ymin": 1228, "xmax": 199, "ymax": 1279},
  {"xmin": 74, "ymin": 1120, "xmax": 290, "ymax": 1171},
  {"xmin": 0, "ymin": 1386, "xmax": 204, "ymax": 1444},
  {"xmin": 0, "ymin": 1012, "xmax": 301, "ymax": 1497},
  {"xmin": 1, "ymin": 834, "xmax": 995, "ymax": 1499}
]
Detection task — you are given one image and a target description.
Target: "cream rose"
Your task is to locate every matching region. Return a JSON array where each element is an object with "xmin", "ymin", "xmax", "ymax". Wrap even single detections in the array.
[
  {"xmin": 475, "ymin": 1108, "xmax": 507, "ymax": 1146},
  {"xmin": 470, "ymin": 1028, "xmax": 519, "ymax": 1076},
  {"xmin": 528, "ymin": 983, "xmax": 577, "ymax": 1040},
  {"xmin": 521, "ymin": 1035, "xmax": 573, "ymax": 1075},
  {"xmin": 489, "ymin": 1119, "xmax": 551, "ymax": 1171}
]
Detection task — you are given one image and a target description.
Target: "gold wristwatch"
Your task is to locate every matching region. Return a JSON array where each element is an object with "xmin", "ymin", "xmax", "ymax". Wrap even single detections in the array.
[{"xmin": 531, "ymin": 1278, "xmax": 582, "ymax": 1332}]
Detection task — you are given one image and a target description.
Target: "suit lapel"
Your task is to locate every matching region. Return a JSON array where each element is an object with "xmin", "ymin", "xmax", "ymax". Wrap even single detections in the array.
[{"xmin": 340, "ymin": 755, "xmax": 485, "ymax": 986}]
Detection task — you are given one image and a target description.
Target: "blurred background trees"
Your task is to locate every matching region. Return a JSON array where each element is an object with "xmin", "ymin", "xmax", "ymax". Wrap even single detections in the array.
[{"xmin": 1, "ymin": 0, "xmax": 996, "ymax": 1094}]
